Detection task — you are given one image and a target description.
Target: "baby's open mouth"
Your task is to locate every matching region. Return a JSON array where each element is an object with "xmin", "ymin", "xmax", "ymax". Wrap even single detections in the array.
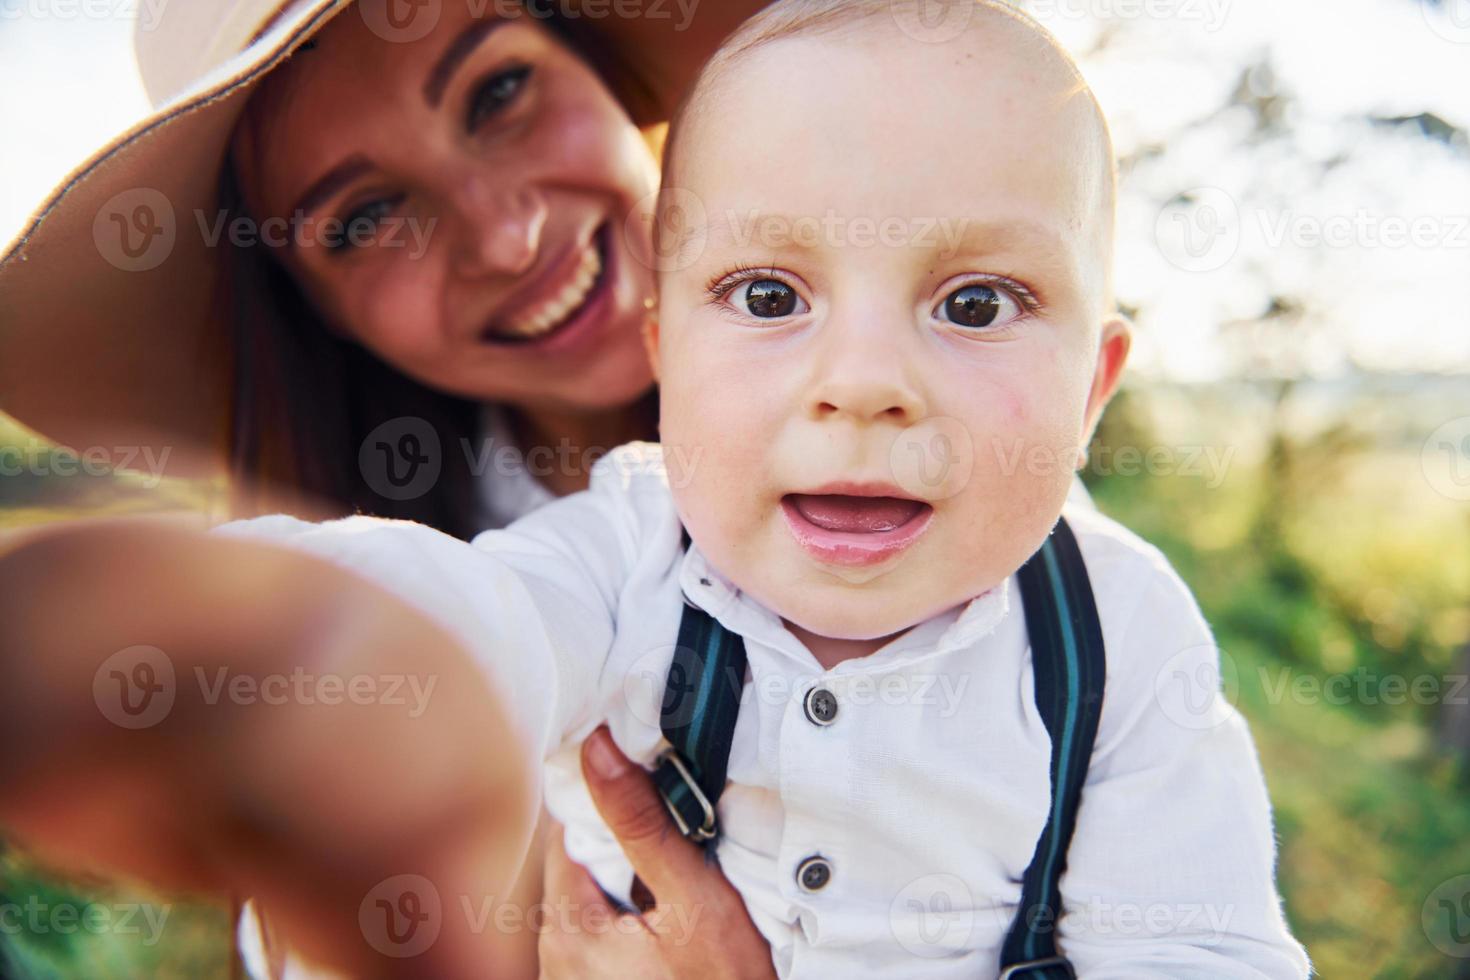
[
  {"xmin": 780, "ymin": 492, "xmax": 934, "ymax": 568},
  {"xmin": 786, "ymin": 494, "xmax": 928, "ymax": 533}
]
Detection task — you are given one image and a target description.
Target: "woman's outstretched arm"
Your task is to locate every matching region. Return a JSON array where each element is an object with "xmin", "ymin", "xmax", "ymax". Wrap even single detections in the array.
[{"xmin": 0, "ymin": 520, "xmax": 536, "ymax": 979}]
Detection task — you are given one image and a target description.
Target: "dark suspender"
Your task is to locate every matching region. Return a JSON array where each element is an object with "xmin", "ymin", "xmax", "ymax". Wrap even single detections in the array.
[
  {"xmin": 997, "ymin": 517, "xmax": 1106, "ymax": 979},
  {"xmin": 649, "ymin": 592, "xmax": 749, "ymax": 843},
  {"xmin": 651, "ymin": 517, "xmax": 1105, "ymax": 978}
]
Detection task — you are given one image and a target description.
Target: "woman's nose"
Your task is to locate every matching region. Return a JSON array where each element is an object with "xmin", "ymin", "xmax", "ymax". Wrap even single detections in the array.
[{"xmin": 451, "ymin": 178, "xmax": 547, "ymax": 279}]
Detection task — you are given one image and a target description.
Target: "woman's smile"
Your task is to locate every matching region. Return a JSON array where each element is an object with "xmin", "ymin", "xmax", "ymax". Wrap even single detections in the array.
[{"xmin": 479, "ymin": 219, "xmax": 616, "ymax": 353}]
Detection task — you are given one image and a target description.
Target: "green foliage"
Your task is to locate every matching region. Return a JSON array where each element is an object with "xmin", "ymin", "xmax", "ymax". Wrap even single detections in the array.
[
  {"xmin": 0, "ymin": 847, "xmax": 236, "ymax": 979},
  {"xmin": 1089, "ymin": 386, "xmax": 1470, "ymax": 979}
]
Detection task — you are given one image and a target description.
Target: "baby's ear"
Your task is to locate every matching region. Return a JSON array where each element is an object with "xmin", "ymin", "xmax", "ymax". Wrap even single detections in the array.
[
  {"xmin": 640, "ymin": 302, "xmax": 662, "ymax": 380},
  {"xmin": 1080, "ymin": 313, "xmax": 1132, "ymax": 452}
]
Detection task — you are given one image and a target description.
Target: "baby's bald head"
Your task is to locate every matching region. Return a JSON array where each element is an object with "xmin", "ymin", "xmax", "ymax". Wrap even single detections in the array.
[
  {"xmin": 657, "ymin": 0, "xmax": 1119, "ymax": 315},
  {"xmin": 647, "ymin": 1, "xmax": 1134, "ymax": 646}
]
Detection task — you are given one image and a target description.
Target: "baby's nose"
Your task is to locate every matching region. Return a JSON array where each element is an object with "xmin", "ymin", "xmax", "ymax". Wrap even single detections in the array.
[
  {"xmin": 809, "ymin": 378, "xmax": 924, "ymax": 424},
  {"xmin": 806, "ymin": 339, "xmax": 928, "ymax": 424}
]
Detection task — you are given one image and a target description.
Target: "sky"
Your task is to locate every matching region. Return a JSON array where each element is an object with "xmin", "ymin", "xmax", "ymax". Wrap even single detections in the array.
[
  {"xmin": 1, "ymin": 0, "xmax": 1466, "ymax": 382},
  {"xmin": 0, "ymin": 4, "xmax": 149, "ymax": 238},
  {"xmin": 1040, "ymin": 0, "xmax": 1470, "ymax": 380}
]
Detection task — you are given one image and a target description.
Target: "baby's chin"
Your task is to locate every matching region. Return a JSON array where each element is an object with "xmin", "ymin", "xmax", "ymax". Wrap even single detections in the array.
[{"xmin": 751, "ymin": 575, "xmax": 970, "ymax": 645}]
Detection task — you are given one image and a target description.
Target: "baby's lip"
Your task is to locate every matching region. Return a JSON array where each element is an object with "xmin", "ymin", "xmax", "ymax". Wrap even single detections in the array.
[
  {"xmin": 783, "ymin": 493, "xmax": 929, "ymax": 534},
  {"xmin": 779, "ymin": 489, "xmax": 935, "ymax": 568},
  {"xmin": 787, "ymin": 480, "xmax": 926, "ymax": 503}
]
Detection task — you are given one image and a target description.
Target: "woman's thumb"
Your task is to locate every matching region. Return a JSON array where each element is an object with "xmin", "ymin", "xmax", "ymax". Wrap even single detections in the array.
[{"xmin": 580, "ymin": 726, "xmax": 713, "ymax": 905}]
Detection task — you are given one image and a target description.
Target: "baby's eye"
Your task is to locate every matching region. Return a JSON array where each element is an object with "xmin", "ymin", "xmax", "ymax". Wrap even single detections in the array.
[
  {"xmin": 732, "ymin": 278, "xmax": 807, "ymax": 319},
  {"xmin": 938, "ymin": 284, "xmax": 1024, "ymax": 330}
]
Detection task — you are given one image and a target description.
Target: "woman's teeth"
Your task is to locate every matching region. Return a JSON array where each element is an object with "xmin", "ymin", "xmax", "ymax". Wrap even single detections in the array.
[{"xmin": 498, "ymin": 242, "xmax": 602, "ymax": 340}]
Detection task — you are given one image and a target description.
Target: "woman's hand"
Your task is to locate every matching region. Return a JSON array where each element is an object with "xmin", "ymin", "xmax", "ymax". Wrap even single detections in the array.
[
  {"xmin": 537, "ymin": 727, "xmax": 776, "ymax": 980},
  {"xmin": 0, "ymin": 520, "xmax": 535, "ymax": 979}
]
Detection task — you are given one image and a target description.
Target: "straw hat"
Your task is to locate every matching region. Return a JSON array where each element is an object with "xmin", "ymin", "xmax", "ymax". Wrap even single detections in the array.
[{"xmin": 0, "ymin": 0, "xmax": 357, "ymax": 480}]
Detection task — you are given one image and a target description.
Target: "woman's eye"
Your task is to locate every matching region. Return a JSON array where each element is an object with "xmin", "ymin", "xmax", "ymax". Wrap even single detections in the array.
[
  {"xmin": 732, "ymin": 278, "xmax": 805, "ymax": 319},
  {"xmin": 467, "ymin": 65, "xmax": 532, "ymax": 131},
  {"xmin": 332, "ymin": 197, "xmax": 399, "ymax": 252},
  {"xmin": 939, "ymin": 284, "xmax": 1023, "ymax": 330}
]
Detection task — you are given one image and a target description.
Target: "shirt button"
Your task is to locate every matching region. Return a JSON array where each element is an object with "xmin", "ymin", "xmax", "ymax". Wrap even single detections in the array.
[
  {"xmin": 804, "ymin": 687, "xmax": 839, "ymax": 726},
  {"xmin": 796, "ymin": 855, "xmax": 832, "ymax": 893}
]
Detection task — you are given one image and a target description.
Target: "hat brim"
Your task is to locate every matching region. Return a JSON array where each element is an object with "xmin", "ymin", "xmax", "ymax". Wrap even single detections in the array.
[{"xmin": 0, "ymin": 0, "xmax": 351, "ymax": 481}]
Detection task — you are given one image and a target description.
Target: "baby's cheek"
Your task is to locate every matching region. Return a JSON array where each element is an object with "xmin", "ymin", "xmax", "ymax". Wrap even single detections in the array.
[
  {"xmin": 660, "ymin": 379, "xmax": 761, "ymax": 520},
  {"xmin": 998, "ymin": 347, "xmax": 1094, "ymax": 468},
  {"xmin": 969, "ymin": 383, "xmax": 1047, "ymax": 470},
  {"xmin": 949, "ymin": 384, "xmax": 1077, "ymax": 588},
  {"xmin": 993, "ymin": 384, "xmax": 1029, "ymax": 431},
  {"xmin": 959, "ymin": 375, "xmax": 1083, "ymax": 521},
  {"xmin": 664, "ymin": 338, "xmax": 772, "ymax": 437}
]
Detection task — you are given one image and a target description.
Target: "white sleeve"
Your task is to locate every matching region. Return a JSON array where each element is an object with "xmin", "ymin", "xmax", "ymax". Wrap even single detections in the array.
[
  {"xmin": 213, "ymin": 501, "xmax": 621, "ymax": 761},
  {"xmin": 1058, "ymin": 557, "xmax": 1312, "ymax": 979}
]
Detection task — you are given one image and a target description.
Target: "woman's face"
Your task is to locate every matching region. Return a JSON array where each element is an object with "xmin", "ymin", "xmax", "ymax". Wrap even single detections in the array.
[{"xmin": 232, "ymin": 4, "xmax": 660, "ymax": 412}]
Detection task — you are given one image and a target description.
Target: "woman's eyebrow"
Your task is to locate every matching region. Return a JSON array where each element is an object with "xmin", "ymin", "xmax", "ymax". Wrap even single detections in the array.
[
  {"xmin": 291, "ymin": 154, "xmax": 374, "ymax": 223},
  {"xmin": 284, "ymin": 19, "xmax": 513, "ymax": 230},
  {"xmin": 424, "ymin": 16, "xmax": 512, "ymax": 108}
]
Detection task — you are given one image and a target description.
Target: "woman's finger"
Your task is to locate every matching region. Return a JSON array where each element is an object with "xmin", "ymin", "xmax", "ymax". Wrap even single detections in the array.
[
  {"xmin": 542, "ymin": 818, "xmax": 616, "ymax": 911},
  {"xmin": 578, "ymin": 726, "xmax": 718, "ymax": 907},
  {"xmin": 576, "ymin": 719, "xmax": 714, "ymax": 905},
  {"xmin": 579, "ymin": 727, "xmax": 778, "ymax": 980},
  {"xmin": 538, "ymin": 822, "xmax": 668, "ymax": 979}
]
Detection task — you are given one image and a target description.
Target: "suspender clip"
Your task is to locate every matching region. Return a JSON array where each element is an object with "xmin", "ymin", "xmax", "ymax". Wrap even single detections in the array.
[
  {"xmin": 998, "ymin": 955, "xmax": 1076, "ymax": 979},
  {"xmin": 655, "ymin": 748, "xmax": 718, "ymax": 842}
]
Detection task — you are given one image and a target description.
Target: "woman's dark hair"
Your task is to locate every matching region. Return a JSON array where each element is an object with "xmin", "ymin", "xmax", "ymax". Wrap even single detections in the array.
[
  {"xmin": 219, "ymin": 7, "xmax": 659, "ymax": 540},
  {"xmin": 220, "ymin": 159, "xmax": 484, "ymax": 539}
]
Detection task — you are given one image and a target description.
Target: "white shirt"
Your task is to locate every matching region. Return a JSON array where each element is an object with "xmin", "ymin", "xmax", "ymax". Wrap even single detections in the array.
[{"xmin": 221, "ymin": 443, "xmax": 1311, "ymax": 979}]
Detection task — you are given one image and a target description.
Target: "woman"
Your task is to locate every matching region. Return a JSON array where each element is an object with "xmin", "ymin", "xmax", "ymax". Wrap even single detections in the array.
[
  {"xmin": 0, "ymin": 0, "xmax": 774, "ymax": 976},
  {"xmin": 3, "ymin": 0, "xmax": 720, "ymax": 534},
  {"xmin": 218, "ymin": 0, "xmax": 668, "ymax": 536}
]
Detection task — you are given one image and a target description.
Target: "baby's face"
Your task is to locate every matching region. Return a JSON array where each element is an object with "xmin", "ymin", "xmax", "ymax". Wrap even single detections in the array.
[{"xmin": 656, "ymin": 18, "xmax": 1129, "ymax": 643}]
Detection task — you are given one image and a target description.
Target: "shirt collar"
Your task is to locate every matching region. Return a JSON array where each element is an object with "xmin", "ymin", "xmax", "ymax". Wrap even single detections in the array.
[{"xmin": 677, "ymin": 541, "xmax": 1012, "ymax": 674}]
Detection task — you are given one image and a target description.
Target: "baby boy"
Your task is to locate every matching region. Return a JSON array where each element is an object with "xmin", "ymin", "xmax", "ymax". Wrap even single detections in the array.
[{"xmin": 224, "ymin": 1, "xmax": 1310, "ymax": 975}]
